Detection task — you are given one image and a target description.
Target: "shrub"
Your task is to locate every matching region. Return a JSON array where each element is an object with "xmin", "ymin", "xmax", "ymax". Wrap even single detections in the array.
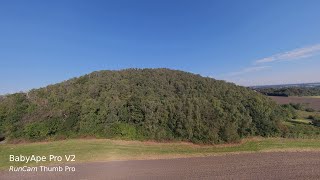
[
  {"xmin": 306, "ymin": 108, "xmax": 315, "ymax": 112},
  {"xmin": 108, "ymin": 123, "xmax": 141, "ymax": 140},
  {"xmin": 24, "ymin": 122, "xmax": 49, "ymax": 140}
]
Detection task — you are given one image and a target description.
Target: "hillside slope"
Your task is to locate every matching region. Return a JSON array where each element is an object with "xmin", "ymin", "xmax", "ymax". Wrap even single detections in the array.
[{"xmin": 0, "ymin": 69, "xmax": 287, "ymax": 143}]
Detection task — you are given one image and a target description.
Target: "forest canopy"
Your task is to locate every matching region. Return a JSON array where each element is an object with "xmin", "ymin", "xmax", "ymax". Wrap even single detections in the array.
[{"xmin": 0, "ymin": 69, "xmax": 289, "ymax": 144}]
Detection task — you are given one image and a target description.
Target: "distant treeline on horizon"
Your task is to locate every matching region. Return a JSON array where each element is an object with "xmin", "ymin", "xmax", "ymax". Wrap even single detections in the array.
[{"xmin": 254, "ymin": 86, "xmax": 320, "ymax": 97}]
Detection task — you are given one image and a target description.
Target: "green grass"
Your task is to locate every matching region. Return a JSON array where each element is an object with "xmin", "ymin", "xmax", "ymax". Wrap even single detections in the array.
[
  {"xmin": 1, "ymin": 138, "xmax": 320, "ymax": 170},
  {"xmin": 288, "ymin": 119, "xmax": 312, "ymax": 125},
  {"xmin": 296, "ymin": 110, "xmax": 320, "ymax": 119},
  {"xmin": 303, "ymin": 96, "xmax": 320, "ymax": 98}
]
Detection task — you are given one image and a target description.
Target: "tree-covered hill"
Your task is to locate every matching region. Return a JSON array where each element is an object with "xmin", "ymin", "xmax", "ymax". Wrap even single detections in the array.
[{"xmin": 0, "ymin": 69, "xmax": 288, "ymax": 144}]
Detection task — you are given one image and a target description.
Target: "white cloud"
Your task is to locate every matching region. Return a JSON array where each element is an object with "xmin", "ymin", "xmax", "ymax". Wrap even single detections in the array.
[
  {"xmin": 255, "ymin": 44, "xmax": 320, "ymax": 64},
  {"xmin": 225, "ymin": 66, "xmax": 271, "ymax": 77},
  {"xmin": 229, "ymin": 68, "xmax": 320, "ymax": 86},
  {"xmin": 218, "ymin": 43, "xmax": 320, "ymax": 86}
]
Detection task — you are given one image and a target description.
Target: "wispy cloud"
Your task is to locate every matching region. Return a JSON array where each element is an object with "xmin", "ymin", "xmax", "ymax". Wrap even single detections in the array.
[
  {"xmin": 226, "ymin": 66, "xmax": 271, "ymax": 77},
  {"xmin": 255, "ymin": 44, "xmax": 320, "ymax": 64},
  {"xmin": 220, "ymin": 44, "xmax": 320, "ymax": 85}
]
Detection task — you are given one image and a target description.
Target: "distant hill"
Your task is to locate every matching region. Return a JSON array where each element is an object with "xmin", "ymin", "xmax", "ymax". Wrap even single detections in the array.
[
  {"xmin": 251, "ymin": 82, "xmax": 320, "ymax": 89},
  {"xmin": 0, "ymin": 69, "xmax": 288, "ymax": 144},
  {"xmin": 253, "ymin": 86, "xmax": 320, "ymax": 97}
]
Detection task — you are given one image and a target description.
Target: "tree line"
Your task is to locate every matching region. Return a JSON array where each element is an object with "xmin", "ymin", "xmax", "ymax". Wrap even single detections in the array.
[{"xmin": 255, "ymin": 87, "xmax": 320, "ymax": 97}]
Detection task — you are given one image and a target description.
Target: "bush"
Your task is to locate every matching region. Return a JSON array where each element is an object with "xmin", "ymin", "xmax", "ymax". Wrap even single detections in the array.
[
  {"xmin": 281, "ymin": 104, "xmax": 297, "ymax": 119},
  {"xmin": 107, "ymin": 123, "xmax": 142, "ymax": 140},
  {"xmin": 313, "ymin": 120, "xmax": 320, "ymax": 127},
  {"xmin": 306, "ymin": 108, "xmax": 315, "ymax": 112},
  {"xmin": 308, "ymin": 115, "xmax": 320, "ymax": 121},
  {"xmin": 0, "ymin": 134, "xmax": 5, "ymax": 141},
  {"xmin": 289, "ymin": 103, "xmax": 305, "ymax": 111},
  {"xmin": 306, "ymin": 115, "xmax": 320, "ymax": 127},
  {"xmin": 24, "ymin": 122, "xmax": 49, "ymax": 140}
]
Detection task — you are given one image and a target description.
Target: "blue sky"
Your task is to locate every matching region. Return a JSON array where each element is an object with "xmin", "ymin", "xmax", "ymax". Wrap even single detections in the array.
[{"xmin": 1, "ymin": 0, "xmax": 320, "ymax": 94}]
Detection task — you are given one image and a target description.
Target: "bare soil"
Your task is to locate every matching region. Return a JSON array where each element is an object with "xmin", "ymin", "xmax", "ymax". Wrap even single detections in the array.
[
  {"xmin": 270, "ymin": 96, "xmax": 320, "ymax": 111},
  {"xmin": 1, "ymin": 152, "xmax": 320, "ymax": 180}
]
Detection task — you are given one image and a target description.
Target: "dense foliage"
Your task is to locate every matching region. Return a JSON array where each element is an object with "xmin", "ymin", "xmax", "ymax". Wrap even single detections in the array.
[
  {"xmin": 308, "ymin": 115, "xmax": 320, "ymax": 127},
  {"xmin": 256, "ymin": 87, "xmax": 320, "ymax": 97},
  {"xmin": 0, "ymin": 69, "xmax": 288, "ymax": 144},
  {"xmin": 280, "ymin": 105, "xmax": 320, "ymax": 136}
]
